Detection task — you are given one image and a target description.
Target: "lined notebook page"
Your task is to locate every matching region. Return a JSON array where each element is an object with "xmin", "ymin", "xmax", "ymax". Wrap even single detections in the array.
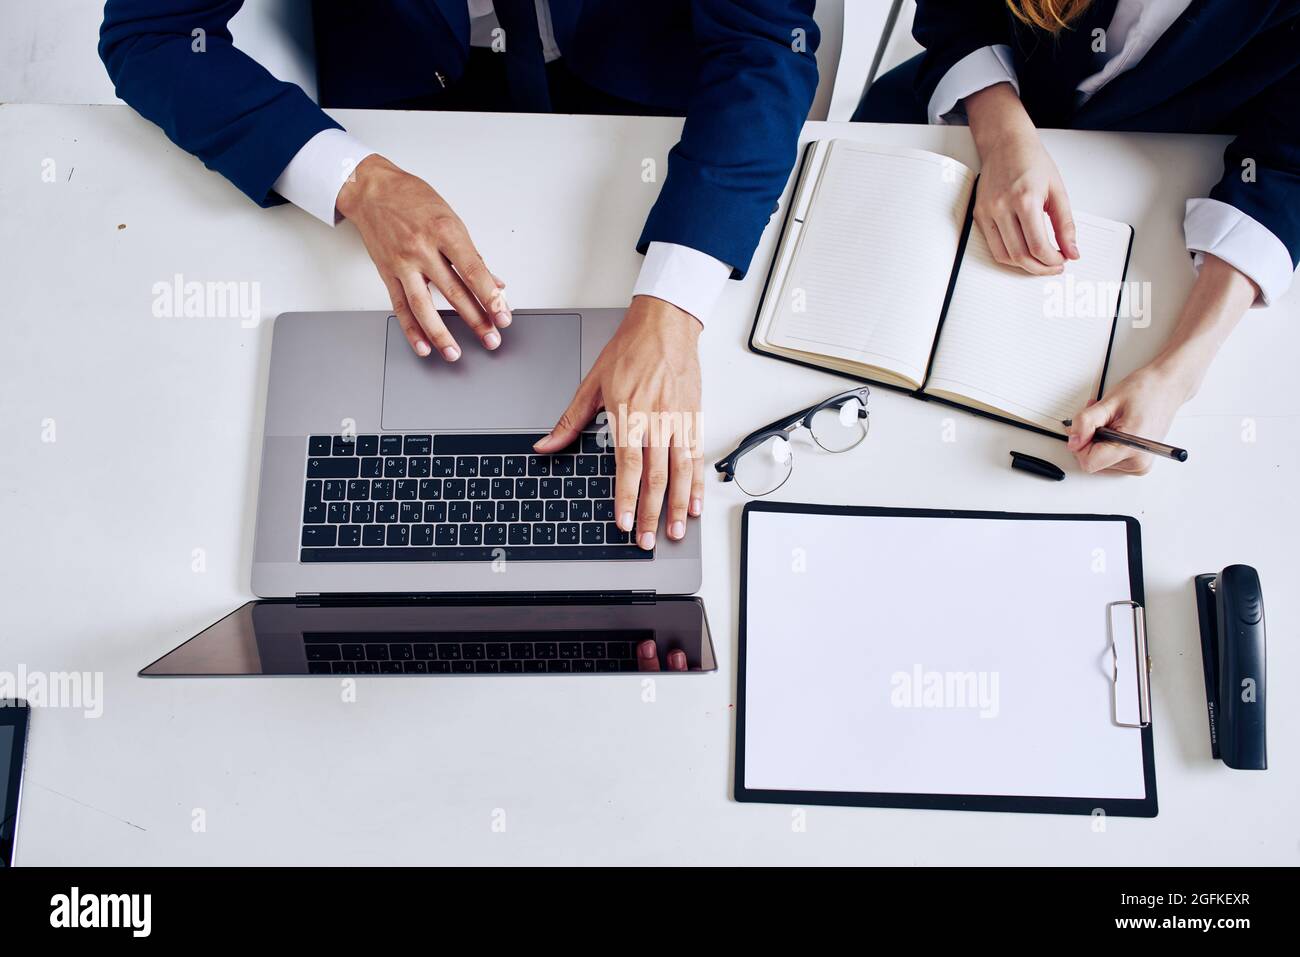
[
  {"xmin": 765, "ymin": 141, "xmax": 974, "ymax": 389},
  {"xmin": 925, "ymin": 212, "xmax": 1132, "ymax": 433}
]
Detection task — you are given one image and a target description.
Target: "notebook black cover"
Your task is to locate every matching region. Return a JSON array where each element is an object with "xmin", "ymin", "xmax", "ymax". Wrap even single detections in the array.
[{"xmin": 748, "ymin": 141, "xmax": 1137, "ymax": 441}]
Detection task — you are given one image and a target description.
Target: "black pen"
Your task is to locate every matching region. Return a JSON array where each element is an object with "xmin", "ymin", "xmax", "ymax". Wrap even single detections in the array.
[{"xmin": 1061, "ymin": 420, "xmax": 1188, "ymax": 462}]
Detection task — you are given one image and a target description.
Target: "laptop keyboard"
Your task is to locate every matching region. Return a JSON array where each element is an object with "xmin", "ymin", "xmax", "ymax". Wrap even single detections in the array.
[
  {"xmin": 299, "ymin": 432, "xmax": 648, "ymax": 563},
  {"xmin": 303, "ymin": 630, "xmax": 651, "ymax": 674}
]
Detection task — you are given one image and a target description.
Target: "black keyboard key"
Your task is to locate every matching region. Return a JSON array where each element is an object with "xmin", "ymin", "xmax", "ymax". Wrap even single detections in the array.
[
  {"xmin": 355, "ymin": 661, "xmax": 380, "ymax": 674},
  {"xmin": 521, "ymin": 501, "xmax": 544, "ymax": 522},
  {"xmin": 405, "ymin": 661, "xmax": 428, "ymax": 674},
  {"xmin": 484, "ymin": 523, "xmax": 507, "ymax": 545},
  {"xmin": 380, "ymin": 661, "xmax": 403, "ymax": 674},
  {"xmin": 594, "ymin": 500, "xmax": 616, "ymax": 521},
  {"xmin": 347, "ymin": 479, "xmax": 370, "ymax": 500},
  {"xmin": 423, "ymin": 501, "xmax": 446, "ymax": 523},
  {"xmin": 583, "ymin": 642, "xmax": 606, "ymax": 659},
  {"xmin": 573, "ymin": 659, "xmax": 596, "ymax": 673},
  {"xmin": 453, "ymin": 660, "xmax": 474, "ymax": 674},
  {"xmin": 463, "ymin": 643, "xmax": 485, "ymax": 660},
  {"xmin": 360, "ymin": 457, "xmax": 383, "ymax": 478},
  {"xmin": 301, "ymin": 525, "xmax": 337, "ymax": 547},
  {"xmin": 548, "ymin": 660, "xmax": 571, "ymax": 673},
  {"xmin": 455, "ymin": 456, "xmax": 479, "ymax": 477},
  {"xmin": 307, "ymin": 457, "xmax": 359, "ymax": 478},
  {"xmin": 306, "ymin": 643, "xmax": 342, "ymax": 661},
  {"xmin": 376, "ymin": 502, "xmax": 399, "ymax": 523},
  {"xmin": 342, "ymin": 643, "xmax": 366, "ymax": 661},
  {"xmin": 606, "ymin": 641, "xmax": 632, "ymax": 659},
  {"xmin": 399, "ymin": 502, "xmax": 422, "ymax": 523},
  {"xmin": 350, "ymin": 502, "xmax": 374, "ymax": 523},
  {"xmin": 504, "ymin": 456, "xmax": 527, "ymax": 476},
  {"xmin": 551, "ymin": 455, "xmax": 575, "ymax": 476},
  {"xmin": 545, "ymin": 500, "xmax": 568, "ymax": 521},
  {"xmin": 589, "ymin": 477, "xmax": 611, "ymax": 498},
  {"xmin": 418, "ymin": 479, "xmax": 442, "ymax": 500},
  {"xmin": 540, "ymin": 478, "xmax": 563, "ymax": 499},
  {"xmin": 308, "ymin": 435, "xmax": 331, "ymax": 456},
  {"xmin": 390, "ymin": 643, "xmax": 414, "ymax": 661},
  {"xmin": 411, "ymin": 523, "xmax": 434, "ymax": 546},
  {"xmin": 414, "ymin": 643, "xmax": 437, "ymax": 660},
  {"xmin": 490, "ymin": 478, "xmax": 514, "ymax": 499},
  {"xmin": 515, "ymin": 478, "xmax": 538, "ymax": 499},
  {"xmin": 407, "ymin": 456, "xmax": 431, "ymax": 477},
  {"xmin": 460, "ymin": 523, "xmax": 483, "ymax": 545},
  {"xmin": 524, "ymin": 660, "xmax": 547, "ymax": 673},
  {"xmin": 480, "ymin": 456, "xmax": 503, "ymax": 477},
  {"xmin": 581, "ymin": 522, "xmax": 604, "ymax": 544},
  {"xmin": 443, "ymin": 479, "xmax": 466, "ymax": 499},
  {"xmin": 557, "ymin": 523, "xmax": 580, "ymax": 544},
  {"xmin": 395, "ymin": 479, "xmax": 419, "ymax": 500},
  {"xmin": 510, "ymin": 642, "xmax": 534, "ymax": 658},
  {"xmin": 535, "ymin": 642, "xmax": 557, "ymax": 659},
  {"xmin": 431, "ymin": 456, "xmax": 455, "ymax": 477},
  {"xmin": 448, "ymin": 502, "xmax": 471, "ymax": 523},
  {"xmin": 472, "ymin": 501, "xmax": 495, "ymax": 523},
  {"xmin": 487, "ymin": 643, "xmax": 510, "ymax": 660},
  {"xmin": 600, "ymin": 455, "xmax": 617, "ymax": 476},
  {"xmin": 563, "ymin": 477, "xmax": 586, "ymax": 498},
  {"xmin": 435, "ymin": 524, "xmax": 457, "ymax": 546},
  {"xmin": 475, "ymin": 661, "xmax": 499, "ymax": 673},
  {"xmin": 370, "ymin": 479, "xmax": 393, "ymax": 500},
  {"xmin": 386, "ymin": 524, "xmax": 410, "ymax": 546},
  {"xmin": 527, "ymin": 455, "xmax": 550, "ymax": 476},
  {"xmin": 429, "ymin": 661, "xmax": 451, "ymax": 673},
  {"xmin": 496, "ymin": 501, "xmax": 520, "ymax": 522},
  {"xmin": 332, "ymin": 436, "xmax": 356, "ymax": 456},
  {"xmin": 501, "ymin": 660, "xmax": 523, "ymax": 673},
  {"xmin": 581, "ymin": 433, "xmax": 604, "ymax": 453},
  {"xmin": 384, "ymin": 456, "xmax": 407, "ymax": 478},
  {"xmin": 403, "ymin": 434, "xmax": 431, "ymax": 455},
  {"xmin": 468, "ymin": 478, "xmax": 491, "ymax": 499},
  {"xmin": 303, "ymin": 498, "xmax": 327, "ymax": 524},
  {"xmin": 308, "ymin": 661, "xmax": 331, "ymax": 674},
  {"xmin": 362, "ymin": 524, "xmax": 385, "ymax": 546},
  {"xmin": 327, "ymin": 502, "xmax": 350, "ymax": 523},
  {"xmin": 305, "ymin": 479, "xmax": 323, "ymax": 505},
  {"xmin": 438, "ymin": 644, "xmax": 461, "ymax": 660},
  {"xmin": 533, "ymin": 522, "xmax": 555, "ymax": 545},
  {"xmin": 356, "ymin": 435, "xmax": 379, "ymax": 456},
  {"xmin": 576, "ymin": 455, "xmax": 599, "ymax": 475},
  {"xmin": 597, "ymin": 659, "xmax": 620, "ymax": 672},
  {"xmin": 605, "ymin": 522, "xmax": 630, "ymax": 544},
  {"xmin": 380, "ymin": 435, "xmax": 403, "ymax": 455},
  {"xmin": 339, "ymin": 524, "xmax": 363, "ymax": 546},
  {"xmin": 322, "ymin": 480, "xmax": 347, "ymax": 500},
  {"xmin": 508, "ymin": 524, "xmax": 531, "ymax": 545},
  {"xmin": 570, "ymin": 500, "xmax": 593, "ymax": 522}
]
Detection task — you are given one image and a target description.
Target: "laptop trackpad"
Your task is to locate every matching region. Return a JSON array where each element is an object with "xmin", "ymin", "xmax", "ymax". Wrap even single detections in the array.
[{"xmin": 381, "ymin": 313, "xmax": 582, "ymax": 431}]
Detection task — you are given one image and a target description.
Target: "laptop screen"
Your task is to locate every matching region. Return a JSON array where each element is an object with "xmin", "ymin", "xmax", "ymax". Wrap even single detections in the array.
[{"xmin": 140, "ymin": 598, "xmax": 715, "ymax": 676}]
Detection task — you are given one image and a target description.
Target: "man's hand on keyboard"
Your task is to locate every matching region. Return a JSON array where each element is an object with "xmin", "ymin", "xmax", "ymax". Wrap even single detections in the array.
[
  {"xmin": 534, "ymin": 295, "xmax": 704, "ymax": 551},
  {"xmin": 337, "ymin": 154, "xmax": 512, "ymax": 361},
  {"xmin": 636, "ymin": 639, "xmax": 689, "ymax": 672}
]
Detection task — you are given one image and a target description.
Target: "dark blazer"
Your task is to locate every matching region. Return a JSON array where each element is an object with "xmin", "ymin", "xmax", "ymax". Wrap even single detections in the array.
[
  {"xmin": 910, "ymin": 0, "xmax": 1300, "ymax": 268},
  {"xmin": 99, "ymin": 0, "xmax": 819, "ymax": 277}
]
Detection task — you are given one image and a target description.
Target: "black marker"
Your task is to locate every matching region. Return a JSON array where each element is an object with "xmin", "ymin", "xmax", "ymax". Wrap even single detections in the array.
[{"xmin": 1010, "ymin": 451, "xmax": 1065, "ymax": 481}]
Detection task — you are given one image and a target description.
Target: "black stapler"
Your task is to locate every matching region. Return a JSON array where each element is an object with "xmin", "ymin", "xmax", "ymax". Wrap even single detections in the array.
[{"xmin": 1194, "ymin": 565, "xmax": 1267, "ymax": 770}]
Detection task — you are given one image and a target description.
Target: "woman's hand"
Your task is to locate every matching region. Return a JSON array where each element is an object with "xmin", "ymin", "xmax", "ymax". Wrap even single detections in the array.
[
  {"xmin": 965, "ymin": 82, "xmax": 1079, "ymax": 275},
  {"xmin": 1066, "ymin": 365, "xmax": 1194, "ymax": 474}
]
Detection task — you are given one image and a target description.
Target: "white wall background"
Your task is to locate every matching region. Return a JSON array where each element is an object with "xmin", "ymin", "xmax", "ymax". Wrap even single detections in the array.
[{"xmin": 0, "ymin": 0, "xmax": 921, "ymax": 118}]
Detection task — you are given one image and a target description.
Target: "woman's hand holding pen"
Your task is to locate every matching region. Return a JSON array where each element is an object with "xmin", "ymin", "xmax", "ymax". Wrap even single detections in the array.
[{"xmin": 964, "ymin": 82, "xmax": 1080, "ymax": 276}]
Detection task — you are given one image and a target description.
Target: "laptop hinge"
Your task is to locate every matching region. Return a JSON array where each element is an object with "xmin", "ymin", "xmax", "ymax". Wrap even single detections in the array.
[{"xmin": 292, "ymin": 590, "xmax": 657, "ymax": 607}]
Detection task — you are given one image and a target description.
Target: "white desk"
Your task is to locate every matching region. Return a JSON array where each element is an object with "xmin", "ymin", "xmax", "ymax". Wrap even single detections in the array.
[{"xmin": 2, "ymin": 104, "xmax": 1296, "ymax": 865}]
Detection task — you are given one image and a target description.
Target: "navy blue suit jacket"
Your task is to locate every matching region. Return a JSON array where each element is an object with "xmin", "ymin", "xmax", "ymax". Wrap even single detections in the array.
[
  {"xmin": 99, "ymin": 0, "xmax": 819, "ymax": 277},
  {"xmin": 910, "ymin": 0, "xmax": 1300, "ymax": 269}
]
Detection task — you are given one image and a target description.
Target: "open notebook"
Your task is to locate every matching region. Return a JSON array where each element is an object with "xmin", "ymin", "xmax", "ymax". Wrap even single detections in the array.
[{"xmin": 751, "ymin": 140, "xmax": 1135, "ymax": 437}]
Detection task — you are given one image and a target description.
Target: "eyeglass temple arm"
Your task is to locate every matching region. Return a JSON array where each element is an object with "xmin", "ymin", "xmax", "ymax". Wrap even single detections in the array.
[{"xmin": 714, "ymin": 409, "xmax": 807, "ymax": 477}]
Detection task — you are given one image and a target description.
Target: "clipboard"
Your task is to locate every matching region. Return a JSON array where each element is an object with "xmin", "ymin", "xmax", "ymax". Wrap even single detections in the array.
[{"xmin": 734, "ymin": 502, "xmax": 1158, "ymax": 817}]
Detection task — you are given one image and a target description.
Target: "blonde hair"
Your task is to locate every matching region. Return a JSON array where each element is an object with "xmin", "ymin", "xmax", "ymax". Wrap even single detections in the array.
[{"xmin": 1005, "ymin": 0, "xmax": 1094, "ymax": 33}]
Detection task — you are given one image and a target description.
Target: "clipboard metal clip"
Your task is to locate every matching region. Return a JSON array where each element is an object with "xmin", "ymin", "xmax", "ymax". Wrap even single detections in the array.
[{"xmin": 1108, "ymin": 599, "xmax": 1151, "ymax": 729}]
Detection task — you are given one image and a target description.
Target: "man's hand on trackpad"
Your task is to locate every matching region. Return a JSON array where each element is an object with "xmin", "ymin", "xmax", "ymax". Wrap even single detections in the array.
[
  {"xmin": 534, "ymin": 296, "xmax": 704, "ymax": 551},
  {"xmin": 337, "ymin": 154, "xmax": 512, "ymax": 360}
]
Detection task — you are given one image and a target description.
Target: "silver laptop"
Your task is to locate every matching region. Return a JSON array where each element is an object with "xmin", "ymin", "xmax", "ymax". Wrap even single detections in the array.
[{"xmin": 142, "ymin": 310, "xmax": 714, "ymax": 677}]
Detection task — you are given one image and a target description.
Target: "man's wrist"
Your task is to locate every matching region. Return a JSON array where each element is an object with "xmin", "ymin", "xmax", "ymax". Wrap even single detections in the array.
[
  {"xmin": 631, "ymin": 294, "xmax": 703, "ymax": 335},
  {"xmin": 336, "ymin": 154, "xmax": 392, "ymax": 220}
]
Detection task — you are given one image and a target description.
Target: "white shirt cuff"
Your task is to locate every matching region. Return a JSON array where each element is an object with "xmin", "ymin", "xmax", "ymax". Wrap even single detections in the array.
[
  {"xmin": 631, "ymin": 241, "xmax": 732, "ymax": 325},
  {"xmin": 928, "ymin": 45, "xmax": 1020, "ymax": 125},
  {"xmin": 1185, "ymin": 198, "xmax": 1295, "ymax": 307},
  {"xmin": 271, "ymin": 129, "xmax": 376, "ymax": 227}
]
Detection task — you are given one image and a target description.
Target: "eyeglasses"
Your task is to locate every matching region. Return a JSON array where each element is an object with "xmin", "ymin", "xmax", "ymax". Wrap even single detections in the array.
[{"xmin": 714, "ymin": 387, "xmax": 870, "ymax": 496}]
